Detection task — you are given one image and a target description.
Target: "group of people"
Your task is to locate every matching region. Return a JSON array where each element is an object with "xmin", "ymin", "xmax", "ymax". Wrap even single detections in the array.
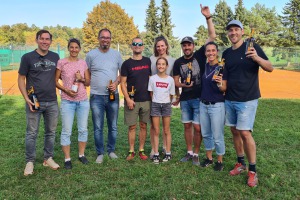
[{"xmin": 18, "ymin": 4, "xmax": 273, "ymax": 188}]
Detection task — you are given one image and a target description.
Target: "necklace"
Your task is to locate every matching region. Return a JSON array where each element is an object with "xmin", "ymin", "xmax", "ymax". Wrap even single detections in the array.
[{"xmin": 205, "ymin": 63, "xmax": 216, "ymax": 78}]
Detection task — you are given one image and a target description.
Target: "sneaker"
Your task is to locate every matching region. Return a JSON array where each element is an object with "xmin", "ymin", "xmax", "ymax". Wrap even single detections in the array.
[
  {"xmin": 24, "ymin": 162, "xmax": 34, "ymax": 176},
  {"xmin": 64, "ymin": 160, "xmax": 72, "ymax": 169},
  {"xmin": 149, "ymin": 152, "xmax": 155, "ymax": 160},
  {"xmin": 162, "ymin": 154, "xmax": 172, "ymax": 162},
  {"xmin": 108, "ymin": 152, "xmax": 118, "ymax": 159},
  {"xmin": 79, "ymin": 156, "xmax": 89, "ymax": 164},
  {"xmin": 43, "ymin": 157, "xmax": 60, "ymax": 170},
  {"xmin": 192, "ymin": 155, "xmax": 200, "ymax": 166},
  {"xmin": 229, "ymin": 162, "xmax": 246, "ymax": 176},
  {"xmin": 139, "ymin": 150, "xmax": 148, "ymax": 160},
  {"xmin": 247, "ymin": 171, "xmax": 258, "ymax": 187},
  {"xmin": 180, "ymin": 153, "xmax": 193, "ymax": 162},
  {"xmin": 214, "ymin": 161, "xmax": 224, "ymax": 171},
  {"xmin": 126, "ymin": 151, "xmax": 135, "ymax": 161},
  {"xmin": 201, "ymin": 158, "xmax": 213, "ymax": 167},
  {"xmin": 95, "ymin": 154, "xmax": 103, "ymax": 164},
  {"xmin": 153, "ymin": 155, "xmax": 160, "ymax": 164}
]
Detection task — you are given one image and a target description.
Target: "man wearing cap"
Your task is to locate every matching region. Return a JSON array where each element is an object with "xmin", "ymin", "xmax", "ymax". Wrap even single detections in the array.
[
  {"xmin": 223, "ymin": 20, "xmax": 273, "ymax": 187},
  {"xmin": 173, "ymin": 4, "xmax": 216, "ymax": 166}
]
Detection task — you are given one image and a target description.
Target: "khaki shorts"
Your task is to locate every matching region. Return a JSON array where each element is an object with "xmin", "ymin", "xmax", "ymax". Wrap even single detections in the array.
[{"xmin": 124, "ymin": 101, "xmax": 151, "ymax": 126}]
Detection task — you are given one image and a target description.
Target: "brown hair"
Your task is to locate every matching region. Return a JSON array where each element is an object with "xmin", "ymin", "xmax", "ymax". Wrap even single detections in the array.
[{"xmin": 154, "ymin": 36, "xmax": 169, "ymax": 57}]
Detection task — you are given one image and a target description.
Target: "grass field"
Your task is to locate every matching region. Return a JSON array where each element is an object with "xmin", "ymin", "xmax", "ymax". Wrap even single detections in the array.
[{"xmin": 0, "ymin": 96, "xmax": 299, "ymax": 199}]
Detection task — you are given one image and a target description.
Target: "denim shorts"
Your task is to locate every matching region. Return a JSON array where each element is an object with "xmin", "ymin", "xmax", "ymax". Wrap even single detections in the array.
[
  {"xmin": 180, "ymin": 98, "xmax": 200, "ymax": 124},
  {"xmin": 225, "ymin": 99, "xmax": 258, "ymax": 131},
  {"xmin": 151, "ymin": 102, "xmax": 172, "ymax": 117}
]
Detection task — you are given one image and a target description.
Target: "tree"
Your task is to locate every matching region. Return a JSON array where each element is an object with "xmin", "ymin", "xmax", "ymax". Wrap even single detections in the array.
[
  {"xmin": 281, "ymin": 0, "xmax": 300, "ymax": 46},
  {"xmin": 144, "ymin": 0, "xmax": 159, "ymax": 46},
  {"xmin": 194, "ymin": 25, "xmax": 207, "ymax": 46},
  {"xmin": 82, "ymin": 0, "xmax": 139, "ymax": 52},
  {"xmin": 158, "ymin": 0, "xmax": 176, "ymax": 44},
  {"xmin": 234, "ymin": 0, "xmax": 251, "ymax": 26},
  {"xmin": 213, "ymin": 0, "xmax": 234, "ymax": 46},
  {"xmin": 247, "ymin": 4, "xmax": 282, "ymax": 46}
]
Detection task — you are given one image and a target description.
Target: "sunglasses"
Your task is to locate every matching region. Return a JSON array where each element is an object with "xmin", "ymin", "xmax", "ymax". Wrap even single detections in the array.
[{"xmin": 132, "ymin": 42, "xmax": 143, "ymax": 46}]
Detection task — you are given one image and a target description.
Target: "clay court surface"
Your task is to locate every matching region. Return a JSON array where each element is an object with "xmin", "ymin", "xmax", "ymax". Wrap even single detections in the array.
[{"xmin": 1, "ymin": 69, "xmax": 300, "ymax": 99}]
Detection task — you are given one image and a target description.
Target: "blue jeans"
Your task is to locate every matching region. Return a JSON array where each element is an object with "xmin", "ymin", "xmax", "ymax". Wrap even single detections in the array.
[
  {"xmin": 90, "ymin": 94, "xmax": 119, "ymax": 155},
  {"xmin": 25, "ymin": 101, "xmax": 59, "ymax": 162},
  {"xmin": 60, "ymin": 99, "xmax": 90, "ymax": 146},
  {"xmin": 225, "ymin": 99, "xmax": 258, "ymax": 131},
  {"xmin": 180, "ymin": 98, "xmax": 200, "ymax": 124},
  {"xmin": 200, "ymin": 102, "xmax": 225, "ymax": 155}
]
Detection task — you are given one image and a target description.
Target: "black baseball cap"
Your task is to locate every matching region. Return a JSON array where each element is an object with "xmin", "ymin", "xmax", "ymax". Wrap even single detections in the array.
[{"xmin": 180, "ymin": 36, "xmax": 194, "ymax": 44}]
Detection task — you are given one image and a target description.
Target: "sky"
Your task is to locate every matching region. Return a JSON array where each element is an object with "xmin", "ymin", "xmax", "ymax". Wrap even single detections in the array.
[{"xmin": 1, "ymin": 0, "xmax": 290, "ymax": 39}]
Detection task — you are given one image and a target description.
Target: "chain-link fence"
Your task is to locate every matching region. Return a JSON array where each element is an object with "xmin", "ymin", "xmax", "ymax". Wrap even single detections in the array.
[{"xmin": 0, "ymin": 44, "xmax": 299, "ymax": 95}]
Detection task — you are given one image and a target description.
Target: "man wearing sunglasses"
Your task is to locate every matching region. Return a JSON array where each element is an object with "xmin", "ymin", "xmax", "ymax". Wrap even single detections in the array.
[
  {"xmin": 86, "ymin": 28, "xmax": 123, "ymax": 164},
  {"xmin": 120, "ymin": 37, "xmax": 151, "ymax": 161},
  {"xmin": 18, "ymin": 30, "xmax": 60, "ymax": 176}
]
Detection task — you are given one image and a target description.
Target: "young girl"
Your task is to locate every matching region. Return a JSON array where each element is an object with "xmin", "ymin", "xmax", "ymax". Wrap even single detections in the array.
[{"xmin": 148, "ymin": 57, "xmax": 175, "ymax": 164}]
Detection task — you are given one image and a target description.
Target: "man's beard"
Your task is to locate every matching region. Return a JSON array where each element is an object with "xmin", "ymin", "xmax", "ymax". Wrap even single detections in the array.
[{"xmin": 101, "ymin": 45, "xmax": 109, "ymax": 49}]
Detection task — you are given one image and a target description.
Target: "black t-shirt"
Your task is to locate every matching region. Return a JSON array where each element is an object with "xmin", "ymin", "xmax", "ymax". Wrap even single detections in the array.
[
  {"xmin": 222, "ymin": 42, "xmax": 268, "ymax": 102},
  {"xmin": 121, "ymin": 57, "xmax": 151, "ymax": 102},
  {"xmin": 173, "ymin": 45, "xmax": 206, "ymax": 101},
  {"xmin": 18, "ymin": 50, "xmax": 59, "ymax": 102}
]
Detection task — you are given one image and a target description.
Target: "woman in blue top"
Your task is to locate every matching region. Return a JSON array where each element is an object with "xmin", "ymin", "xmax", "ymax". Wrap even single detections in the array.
[{"xmin": 200, "ymin": 41, "xmax": 227, "ymax": 171}]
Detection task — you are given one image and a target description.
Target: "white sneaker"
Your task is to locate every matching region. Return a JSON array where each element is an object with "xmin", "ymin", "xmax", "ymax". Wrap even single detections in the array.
[
  {"xmin": 24, "ymin": 162, "xmax": 34, "ymax": 176},
  {"xmin": 108, "ymin": 152, "xmax": 118, "ymax": 159},
  {"xmin": 43, "ymin": 157, "xmax": 60, "ymax": 170},
  {"xmin": 96, "ymin": 154, "xmax": 103, "ymax": 163}
]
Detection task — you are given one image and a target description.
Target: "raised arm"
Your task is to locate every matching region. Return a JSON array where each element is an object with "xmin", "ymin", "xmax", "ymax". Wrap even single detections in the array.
[{"xmin": 200, "ymin": 4, "xmax": 216, "ymax": 44}]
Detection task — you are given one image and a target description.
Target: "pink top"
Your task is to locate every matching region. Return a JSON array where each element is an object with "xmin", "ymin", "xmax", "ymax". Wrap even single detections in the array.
[{"xmin": 57, "ymin": 58, "xmax": 88, "ymax": 101}]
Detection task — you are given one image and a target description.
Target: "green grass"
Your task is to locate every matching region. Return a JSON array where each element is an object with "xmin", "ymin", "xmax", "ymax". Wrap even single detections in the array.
[{"xmin": 0, "ymin": 96, "xmax": 299, "ymax": 199}]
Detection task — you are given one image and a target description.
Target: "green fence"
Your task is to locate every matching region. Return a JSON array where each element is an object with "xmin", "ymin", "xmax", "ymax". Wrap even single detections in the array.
[{"xmin": 0, "ymin": 44, "xmax": 299, "ymax": 70}]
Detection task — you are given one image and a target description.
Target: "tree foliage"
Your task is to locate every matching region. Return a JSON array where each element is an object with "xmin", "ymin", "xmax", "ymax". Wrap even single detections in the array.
[
  {"xmin": 234, "ymin": 0, "xmax": 249, "ymax": 26},
  {"xmin": 213, "ymin": 0, "xmax": 234, "ymax": 46},
  {"xmin": 144, "ymin": 0, "xmax": 159, "ymax": 46},
  {"xmin": 194, "ymin": 25, "xmax": 207, "ymax": 46},
  {"xmin": 247, "ymin": 4, "xmax": 282, "ymax": 46},
  {"xmin": 82, "ymin": 0, "xmax": 139, "ymax": 52},
  {"xmin": 159, "ymin": 0, "xmax": 175, "ymax": 42},
  {"xmin": 0, "ymin": 24, "xmax": 81, "ymax": 48},
  {"xmin": 281, "ymin": 0, "xmax": 300, "ymax": 46}
]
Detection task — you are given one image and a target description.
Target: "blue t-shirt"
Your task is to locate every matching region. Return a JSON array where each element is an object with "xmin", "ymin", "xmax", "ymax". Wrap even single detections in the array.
[{"xmin": 200, "ymin": 63, "xmax": 227, "ymax": 102}]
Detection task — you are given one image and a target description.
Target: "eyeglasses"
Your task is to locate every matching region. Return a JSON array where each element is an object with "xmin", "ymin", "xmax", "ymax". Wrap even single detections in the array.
[
  {"xmin": 132, "ymin": 42, "xmax": 143, "ymax": 46},
  {"xmin": 99, "ymin": 36, "xmax": 111, "ymax": 40}
]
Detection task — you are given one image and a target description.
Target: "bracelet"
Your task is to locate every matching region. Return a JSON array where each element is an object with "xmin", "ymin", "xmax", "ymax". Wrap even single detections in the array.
[{"xmin": 206, "ymin": 16, "xmax": 212, "ymax": 20}]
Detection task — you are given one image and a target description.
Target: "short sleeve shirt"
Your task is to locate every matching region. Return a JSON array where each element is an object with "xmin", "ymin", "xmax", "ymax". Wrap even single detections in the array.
[
  {"xmin": 57, "ymin": 58, "xmax": 88, "ymax": 101},
  {"xmin": 121, "ymin": 57, "xmax": 151, "ymax": 102},
  {"xmin": 173, "ymin": 45, "xmax": 206, "ymax": 101},
  {"xmin": 150, "ymin": 55, "xmax": 175, "ymax": 76},
  {"xmin": 148, "ymin": 74, "xmax": 175, "ymax": 103},
  {"xmin": 86, "ymin": 48, "xmax": 123, "ymax": 95},
  {"xmin": 222, "ymin": 42, "xmax": 269, "ymax": 102},
  {"xmin": 18, "ymin": 50, "xmax": 59, "ymax": 102}
]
